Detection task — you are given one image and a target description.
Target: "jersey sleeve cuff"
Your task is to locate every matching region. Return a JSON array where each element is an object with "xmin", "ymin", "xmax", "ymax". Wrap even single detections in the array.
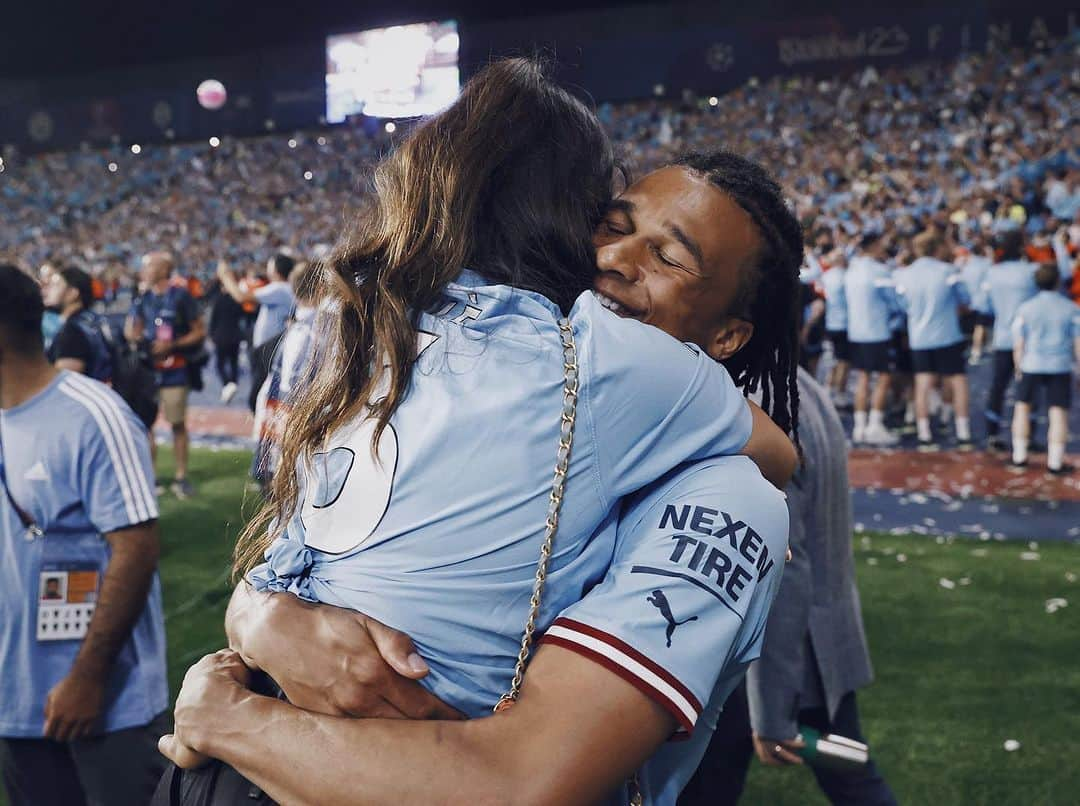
[{"xmin": 538, "ymin": 617, "xmax": 702, "ymax": 736}]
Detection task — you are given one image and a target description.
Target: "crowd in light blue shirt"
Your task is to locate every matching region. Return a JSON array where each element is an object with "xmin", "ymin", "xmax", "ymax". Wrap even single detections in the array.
[
  {"xmin": 252, "ymin": 281, "xmax": 296, "ymax": 348},
  {"xmin": 983, "ymin": 261, "xmax": 1040, "ymax": 351},
  {"xmin": 819, "ymin": 266, "xmax": 848, "ymax": 332},
  {"xmin": 893, "ymin": 257, "xmax": 970, "ymax": 351},
  {"xmin": 844, "ymin": 256, "xmax": 900, "ymax": 344},
  {"xmin": 961, "ymin": 256, "xmax": 993, "ymax": 315},
  {"xmin": 1012, "ymin": 291, "xmax": 1080, "ymax": 375}
]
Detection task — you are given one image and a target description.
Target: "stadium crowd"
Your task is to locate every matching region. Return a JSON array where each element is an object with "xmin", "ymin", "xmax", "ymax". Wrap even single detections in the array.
[{"xmin": 1, "ymin": 37, "xmax": 1078, "ymax": 464}]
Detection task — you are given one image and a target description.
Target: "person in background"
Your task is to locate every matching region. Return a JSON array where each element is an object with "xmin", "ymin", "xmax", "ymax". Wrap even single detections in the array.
[
  {"xmin": 845, "ymin": 232, "xmax": 900, "ymax": 445},
  {"xmin": 125, "ymin": 252, "xmax": 205, "ymax": 499},
  {"xmin": 237, "ymin": 266, "xmax": 265, "ymax": 346},
  {"xmin": 217, "ymin": 254, "xmax": 296, "ymax": 412},
  {"xmin": 820, "ymin": 257, "xmax": 851, "ymax": 408},
  {"xmin": 0, "ymin": 265, "xmax": 169, "ymax": 806},
  {"xmin": 207, "ymin": 268, "xmax": 245, "ymax": 404},
  {"xmin": 799, "ymin": 283, "xmax": 826, "ymax": 376},
  {"xmin": 982, "ymin": 230, "xmax": 1039, "ymax": 452},
  {"xmin": 41, "ymin": 266, "xmax": 114, "ymax": 381},
  {"xmin": 892, "ymin": 230, "xmax": 973, "ymax": 450},
  {"xmin": 37, "ymin": 263, "xmax": 63, "ymax": 352},
  {"xmin": 1010, "ymin": 263, "xmax": 1080, "ymax": 474},
  {"xmin": 217, "ymin": 253, "xmax": 296, "ymax": 351},
  {"xmin": 251, "ymin": 261, "xmax": 320, "ymax": 490},
  {"xmin": 680, "ymin": 368, "xmax": 897, "ymax": 806},
  {"xmin": 960, "ymin": 234, "xmax": 994, "ymax": 366}
]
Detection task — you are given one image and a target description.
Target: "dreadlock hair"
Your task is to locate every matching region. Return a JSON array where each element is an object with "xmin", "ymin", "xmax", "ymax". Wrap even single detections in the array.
[{"xmin": 674, "ymin": 151, "xmax": 803, "ymax": 443}]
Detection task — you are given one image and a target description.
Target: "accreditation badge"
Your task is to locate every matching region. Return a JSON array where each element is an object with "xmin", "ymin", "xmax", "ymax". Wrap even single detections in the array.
[{"xmin": 36, "ymin": 562, "xmax": 100, "ymax": 641}]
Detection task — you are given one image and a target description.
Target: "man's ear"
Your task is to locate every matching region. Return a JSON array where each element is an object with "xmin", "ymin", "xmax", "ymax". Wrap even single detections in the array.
[{"xmin": 706, "ymin": 319, "xmax": 754, "ymax": 362}]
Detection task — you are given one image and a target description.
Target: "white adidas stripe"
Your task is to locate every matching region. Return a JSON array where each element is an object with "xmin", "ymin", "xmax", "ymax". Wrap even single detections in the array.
[
  {"xmin": 64, "ymin": 375, "xmax": 157, "ymax": 522},
  {"xmin": 60, "ymin": 380, "xmax": 140, "ymax": 524},
  {"xmin": 73, "ymin": 376, "xmax": 157, "ymax": 521},
  {"xmin": 544, "ymin": 623, "xmax": 699, "ymax": 729},
  {"xmin": 60, "ymin": 377, "xmax": 156, "ymax": 524}
]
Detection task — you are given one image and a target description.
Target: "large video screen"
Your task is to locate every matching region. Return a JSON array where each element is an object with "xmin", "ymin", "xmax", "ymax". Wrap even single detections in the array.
[{"xmin": 326, "ymin": 21, "xmax": 460, "ymax": 123}]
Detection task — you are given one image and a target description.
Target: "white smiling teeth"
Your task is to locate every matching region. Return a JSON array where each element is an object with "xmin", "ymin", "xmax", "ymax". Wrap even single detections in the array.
[{"xmin": 594, "ymin": 292, "xmax": 625, "ymax": 314}]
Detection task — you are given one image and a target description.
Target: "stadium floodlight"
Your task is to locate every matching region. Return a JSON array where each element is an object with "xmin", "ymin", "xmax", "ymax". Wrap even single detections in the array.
[
  {"xmin": 708, "ymin": 96, "xmax": 719, "ymax": 106},
  {"xmin": 209, "ymin": 136, "xmax": 221, "ymax": 148}
]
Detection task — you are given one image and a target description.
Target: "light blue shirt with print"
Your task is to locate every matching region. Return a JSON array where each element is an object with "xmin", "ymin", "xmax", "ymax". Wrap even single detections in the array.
[
  {"xmin": 820, "ymin": 266, "xmax": 848, "ymax": 332},
  {"xmin": 984, "ymin": 260, "xmax": 1039, "ymax": 350},
  {"xmin": 248, "ymin": 272, "xmax": 754, "ymax": 721},
  {"xmin": 844, "ymin": 256, "xmax": 899, "ymax": 344},
  {"xmin": 0, "ymin": 372, "xmax": 166, "ymax": 738},
  {"xmin": 554, "ymin": 457, "xmax": 788, "ymax": 806},
  {"xmin": 893, "ymin": 257, "xmax": 970, "ymax": 351},
  {"xmin": 1012, "ymin": 291, "xmax": 1080, "ymax": 374}
]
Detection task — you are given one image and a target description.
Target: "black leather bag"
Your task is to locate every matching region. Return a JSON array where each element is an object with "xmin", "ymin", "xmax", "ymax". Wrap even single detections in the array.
[
  {"xmin": 151, "ymin": 760, "xmax": 275, "ymax": 806},
  {"xmin": 151, "ymin": 675, "xmax": 280, "ymax": 806}
]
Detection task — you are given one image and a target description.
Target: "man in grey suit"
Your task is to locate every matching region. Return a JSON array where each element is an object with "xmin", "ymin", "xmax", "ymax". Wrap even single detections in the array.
[{"xmin": 680, "ymin": 367, "xmax": 897, "ymax": 806}]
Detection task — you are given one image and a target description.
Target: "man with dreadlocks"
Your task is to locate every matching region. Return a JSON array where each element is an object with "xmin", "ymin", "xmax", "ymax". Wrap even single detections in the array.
[{"xmin": 161, "ymin": 151, "xmax": 805, "ymax": 805}]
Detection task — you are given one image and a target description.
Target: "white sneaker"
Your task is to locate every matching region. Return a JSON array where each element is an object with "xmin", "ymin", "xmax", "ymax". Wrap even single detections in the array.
[
  {"xmin": 221, "ymin": 381, "xmax": 238, "ymax": 404},
  {"xmin": 852, "ymin": 426, "xmax": 866, "ymax": 444},
  {"xmin": 863, "ymin": 425, "xmax": 900, "ymax": 446}
]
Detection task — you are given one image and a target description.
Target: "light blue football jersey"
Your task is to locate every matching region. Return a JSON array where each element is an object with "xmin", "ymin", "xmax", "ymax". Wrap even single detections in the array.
[
  {"xmin": 820, "ymin": 266, "xmax": 848, "ymax": 332},
  {"xmin": 844, "ymin": 256, "xmax": 899, "ymax": 344},
  {"xmin": 961, "ymin": 256, "xmax": 993, "ymax": 314},
  {"xmin": 249, "ymin": 271, "xmax": 754, "ymax": 718},
  {"xmin": 984, "ymin": 260, "xmax": 1039, "ymax": 351},
  {"xmin": 0, "ymin": 372, "xmax": 166, "ymax": 738},
  {"xmin": 1012, "ymin": 291, "xmax": 1080, "ymax": 374},
  {"xmin": 545, "ymin": 455, "xmax": 788, "ymax": 806},
  {"xmin": 893, "ymin": 257, "xmax": 969, "ymax": 351}
]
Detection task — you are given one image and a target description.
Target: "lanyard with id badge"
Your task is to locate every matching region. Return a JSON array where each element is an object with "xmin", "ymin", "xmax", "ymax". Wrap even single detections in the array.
[{"xmin": 0, "ymin": 417, "xmax": 100, "ymax": 643}]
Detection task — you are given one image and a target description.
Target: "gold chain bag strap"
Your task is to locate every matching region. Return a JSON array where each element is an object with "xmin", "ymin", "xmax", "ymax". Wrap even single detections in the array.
[
  {"xmin": 491, "ymin": 318, "xmax": 644, "ymax": 805},
  {"xmin": 494, "ymin": 316, "xmax": 579, "ymax": 710}
]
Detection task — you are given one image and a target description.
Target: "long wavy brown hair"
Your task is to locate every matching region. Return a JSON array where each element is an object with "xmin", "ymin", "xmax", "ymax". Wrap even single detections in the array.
[{"xmin": 234, "ymin": 58, "xmax": 616, "ymax": 577}]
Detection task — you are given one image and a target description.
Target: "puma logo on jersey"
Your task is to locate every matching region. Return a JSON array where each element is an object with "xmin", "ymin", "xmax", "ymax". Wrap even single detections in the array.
[{"xmin": 647, "ymin": 589, "xmax": 698, "ymax": 647}]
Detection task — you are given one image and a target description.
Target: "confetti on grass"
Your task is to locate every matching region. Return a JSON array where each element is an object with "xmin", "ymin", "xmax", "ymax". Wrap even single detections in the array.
[{"xmin": 1045, "ymin": 598, "xmax": 1067, "ymax": 614}]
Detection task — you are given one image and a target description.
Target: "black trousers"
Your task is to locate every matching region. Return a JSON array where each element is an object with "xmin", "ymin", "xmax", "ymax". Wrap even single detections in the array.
[
  {"xmin": 215, "ymin": 342, "xmax": 240, "ymax": 386},
  {"xmin": 0, "ymin": 711, "xmax": 169, "ymax": 806},
  {"xmin": 985, "ymin": 349, "xmax": 1015, "ymax": 436},
  {"xmin": 679, "ymin": 685, "xmax": 897, "ymax": 806}
]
